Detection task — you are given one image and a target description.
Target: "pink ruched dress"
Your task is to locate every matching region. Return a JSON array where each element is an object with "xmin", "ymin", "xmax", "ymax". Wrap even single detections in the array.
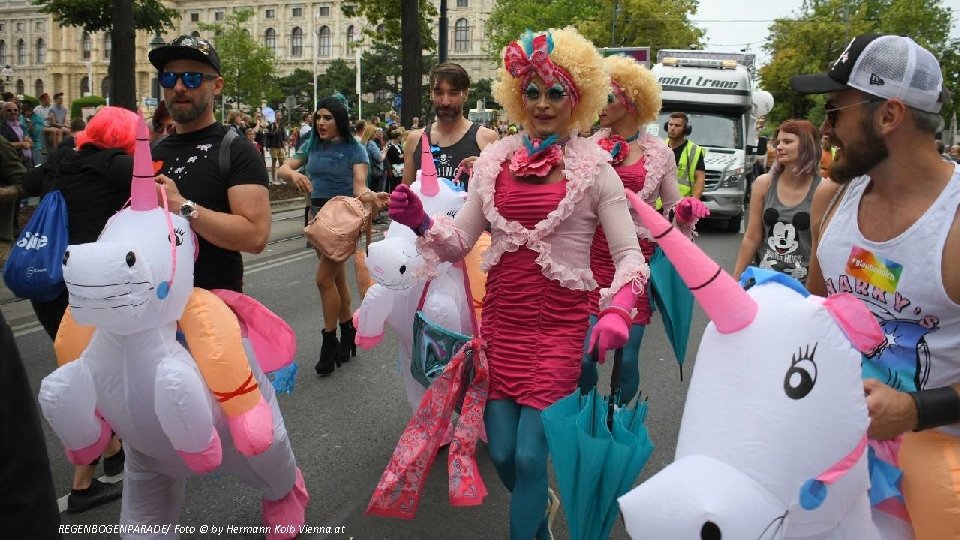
[
  {"xmin": 484, "ymin": 164, "xmax": 590, "ymax": 410},
  {"xmin": 588, "ymin": 158, "xmax": 656, "ymax": 322}
]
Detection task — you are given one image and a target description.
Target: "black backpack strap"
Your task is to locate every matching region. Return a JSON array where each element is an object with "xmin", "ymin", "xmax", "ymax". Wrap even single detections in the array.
[{"xmin": 219, "ymin": 127, "xmax": 240, "ymax": 177}]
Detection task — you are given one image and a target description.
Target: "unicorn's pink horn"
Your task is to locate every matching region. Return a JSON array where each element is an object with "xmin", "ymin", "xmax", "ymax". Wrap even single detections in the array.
[
  {"xmin": 625, "ymin": 190, "xmax": 757, "ymax": 334},
  {"xmin": 131, "ymin": 111, "xmax": 158, "ymax": 211},
  {"xmin": 419, "ymin": 132, "xmax": 439, "ymax": 197}
]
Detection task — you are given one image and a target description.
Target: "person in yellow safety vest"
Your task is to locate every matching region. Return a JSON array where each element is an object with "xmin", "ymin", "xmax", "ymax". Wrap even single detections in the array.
[{"xmin": 664, "ymin": 111, "xmax": 705, "ymax": 199}]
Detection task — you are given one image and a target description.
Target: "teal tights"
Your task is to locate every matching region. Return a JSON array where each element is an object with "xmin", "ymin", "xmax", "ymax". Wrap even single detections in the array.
[
  {"xmin": 485, "ymin": 399, "xmax": 552, "ymax": 540},
  {"xmin": 578, "ymin": 314, "xmax": 646, "ymax": 404}
]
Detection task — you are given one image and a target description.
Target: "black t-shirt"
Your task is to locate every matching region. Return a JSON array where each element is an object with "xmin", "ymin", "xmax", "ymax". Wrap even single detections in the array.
[
  {"xmin": 23, "ymin": 146, "xmax": 132, "ymax": 244},
  {"xmin": 152, "ymin": 122, "xmax": 268, "ymax": 291},
  {"xmin": 671, "ymin": 139, "xmax": 706, "ymax": 171}
]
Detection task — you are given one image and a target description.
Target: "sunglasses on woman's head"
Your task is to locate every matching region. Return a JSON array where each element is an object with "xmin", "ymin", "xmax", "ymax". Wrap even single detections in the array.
[
  {"xmin": 523, "ymin": 83, "xmax": 569, "ymax": 102},
  {"xmin": 158, "ymin": 71, "xmax": 218, "ymax": 89}
]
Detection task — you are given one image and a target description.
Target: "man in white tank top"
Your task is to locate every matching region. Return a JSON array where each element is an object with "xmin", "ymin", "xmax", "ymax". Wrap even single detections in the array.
[{"xmin": 792, "ymin": 34, "xmax": 960, "ymax": 537}]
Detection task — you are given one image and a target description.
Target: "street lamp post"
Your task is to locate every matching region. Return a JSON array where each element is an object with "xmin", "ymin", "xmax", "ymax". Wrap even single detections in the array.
[
  {"xmin": 354, "ymin": 31, "xmax": 362, "ymax": 120},
  {"xmin": 149, "ymin": 32, "xmax": 166, "ymax": 106},
  {"xmin": 313, "ymin": 9, "xmax": 320, "ymax": 111}
]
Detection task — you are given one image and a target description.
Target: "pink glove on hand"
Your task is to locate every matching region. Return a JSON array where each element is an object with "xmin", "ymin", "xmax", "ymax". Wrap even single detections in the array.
[
  {"xmin": 674, "ymin": 197, "xmax": 710, "ymax": 223},
  {"xmin": 388, "ymin": 184, "xmax": 431, "ymax": 234},
  {"xmin": 587, "ymin": 285, "xmax": 638, "ymax": 362}
]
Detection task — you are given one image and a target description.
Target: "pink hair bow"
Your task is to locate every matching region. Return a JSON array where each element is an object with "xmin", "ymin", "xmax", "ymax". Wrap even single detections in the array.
[{"xmin": 503, "ymin": 31, "xmax": 581, "ymax": 106}]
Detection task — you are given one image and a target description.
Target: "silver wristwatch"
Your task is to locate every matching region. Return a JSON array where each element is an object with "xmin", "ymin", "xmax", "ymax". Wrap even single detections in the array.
[{"xmin": 180, "ymin": 200, "xmax": 199, "ymax": 220}]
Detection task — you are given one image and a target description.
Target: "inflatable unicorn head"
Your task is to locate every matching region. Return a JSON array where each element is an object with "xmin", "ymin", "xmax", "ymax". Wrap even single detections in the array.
[
  {"xmin": 367, "ymin": 235, "xmax": 425, "ymax": 291},
  {"xmin": 63, "ymin": 115, "xmax": 195, "ymax": 335},
  {"xmin": 618, "ymin": 191, "xmax": 885, "ymax": 539},
  {"xmin": 409, "ymin": 132, "xmax": 467, "ymax": 219}
]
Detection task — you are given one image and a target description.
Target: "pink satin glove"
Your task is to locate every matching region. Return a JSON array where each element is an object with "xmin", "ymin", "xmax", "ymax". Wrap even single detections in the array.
[
  {"xmin": 388, "ymin": 184, "xmax": 431, "ymax": 234},
  {"xmin": 674, "ymin": 197, "xmax": 710, "ymax": 223},
  {"xmin": 588, "ymin": 285, "xmax": 638, "ymax": 362}
]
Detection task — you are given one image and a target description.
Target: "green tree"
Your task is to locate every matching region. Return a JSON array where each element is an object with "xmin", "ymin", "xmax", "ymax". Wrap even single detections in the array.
[
  {"xmin": 199, "ymin": 9, "xmax": 277, "ymax": 121},
  {"xmin": 317, "ymin": 59, "xmax": 357, "ymax": 114},
  {"xmin": 760, "ymin": 0, "xmax": 957, "ymax": 127},
  {"xmin": 486, "ymin": 0, "xmax": 703, "ymax": 59},
  {"xmin": 33, "ymin": 0, "xmax": 177, "ymax": 110},
  {"xmin": 340, "ymin": 0, "xmax": 438, "ymax": 127},
  {"xmin": 274, "ymin": 68, "xmax": 315, "ymax": 115}
]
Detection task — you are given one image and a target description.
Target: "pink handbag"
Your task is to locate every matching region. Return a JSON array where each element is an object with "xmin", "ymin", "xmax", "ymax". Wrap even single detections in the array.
[{"xmin": 303, "ymin": 196, "xmax": 370, "ymax": 262}]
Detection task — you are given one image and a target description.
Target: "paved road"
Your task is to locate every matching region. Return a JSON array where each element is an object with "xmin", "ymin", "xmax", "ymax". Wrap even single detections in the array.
[{"xmin": 3, "ymin": 209, "xmax": 743, "ymax": 540}]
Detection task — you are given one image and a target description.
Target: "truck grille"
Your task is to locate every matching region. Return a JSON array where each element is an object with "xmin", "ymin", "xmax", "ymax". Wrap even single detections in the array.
[{"xmin": 704, "ymin": 171, "xmax": 722, "ymax": 191}]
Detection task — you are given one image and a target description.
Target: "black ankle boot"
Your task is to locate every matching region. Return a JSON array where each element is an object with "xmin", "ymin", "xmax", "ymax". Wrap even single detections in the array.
[
  {"xmin": 339, "ymin": 320, "xmax": 357, "ymax": 363},
  {"xmin": 316, "ymin": 329, "xmax": 339, "ymax": 376}
]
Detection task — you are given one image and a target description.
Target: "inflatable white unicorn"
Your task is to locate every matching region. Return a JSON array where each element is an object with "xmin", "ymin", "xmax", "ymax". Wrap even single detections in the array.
[
  {"xmin": 38, "ymin": 117, "xmax": 307, "ymax": 538},
  {"xmin": 618, "ymin": 191, "xmax": 886, "ymax": 539},
  {"xmin": 355, "ymin": 132, "xmax": 481, "ymax": 411}
]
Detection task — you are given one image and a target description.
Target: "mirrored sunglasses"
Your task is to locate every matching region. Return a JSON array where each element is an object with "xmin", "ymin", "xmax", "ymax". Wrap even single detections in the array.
[{"xmin": 159, "ymin": 71, "xmax": 218, "ymax": 89}]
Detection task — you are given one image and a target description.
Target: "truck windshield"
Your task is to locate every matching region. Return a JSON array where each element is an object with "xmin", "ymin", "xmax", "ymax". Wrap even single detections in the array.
[{"xmin": 657, "ymin": 112, "xmax": 742, "ymax": 149}]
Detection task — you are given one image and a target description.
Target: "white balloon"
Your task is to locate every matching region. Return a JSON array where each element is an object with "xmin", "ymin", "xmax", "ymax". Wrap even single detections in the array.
[{"xmin": 754, "ymin": 89, "xmax": 775, "ymax": 116}]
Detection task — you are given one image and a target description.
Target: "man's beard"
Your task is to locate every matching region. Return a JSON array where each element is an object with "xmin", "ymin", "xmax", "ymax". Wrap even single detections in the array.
[
  {"xmin": 434, "ymin": 104, "xmax": 463, "ymax": 122},
  {"xmin": 166, "ymin": 96, "xmax": 210, "ymax": 125},
  {"xmin": 829, "ymin": 117, "xmax": 888, "ymax": 183}
]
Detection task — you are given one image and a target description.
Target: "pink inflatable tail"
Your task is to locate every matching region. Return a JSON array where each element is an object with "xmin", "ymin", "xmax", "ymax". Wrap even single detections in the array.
[
  {"xmin": 419, "ymin": 132, "xmax": 439, "ymax": 196},
  {"xmin": 624, "ymin": 190, "xmax": 757, "ymax": 334},
  {"xmin": 131, "ymin": 112, "xmax": 157, "ymax": 211}
]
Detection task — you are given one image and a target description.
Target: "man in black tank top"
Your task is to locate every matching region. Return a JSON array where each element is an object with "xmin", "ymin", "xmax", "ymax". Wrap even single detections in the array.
[{"xmin": 402, "ymin": 63, "xmax": 499, "ymax": 191}]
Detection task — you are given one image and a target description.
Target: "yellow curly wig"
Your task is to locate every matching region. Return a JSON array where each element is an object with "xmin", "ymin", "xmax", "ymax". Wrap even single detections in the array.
[
  {"xmin": 603, "ymin": 55, "xmax": 662, "ymax": 125},
  {"xmin": 492, "ymin": 27, "xmax": 609, "ymax": 135}
]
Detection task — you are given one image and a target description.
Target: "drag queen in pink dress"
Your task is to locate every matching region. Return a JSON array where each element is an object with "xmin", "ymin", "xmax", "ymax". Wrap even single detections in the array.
[
  {"xmin": 581, "ymin": 54, "xmax": 709, "ymax": 404},
  {"xmin": 389, "ymin": 27, "xmax": 647, "ymax": 539}
]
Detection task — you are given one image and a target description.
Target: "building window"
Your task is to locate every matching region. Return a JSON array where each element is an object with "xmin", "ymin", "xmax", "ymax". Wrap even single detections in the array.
[
  {"xmin": 82, "ymin": 32, "xmax": 91, "ymax": 60},
  {"xmin": 292, "ymin": 7, "xmax": 303, "ymax": 17},
  {"xmin": 0, "ymin": 41, "xmax": 6, "ymax": 65},
  {"xmin": 35, "ymin": 21, "xmax": 42, "ymax": 31},
  {"xmin": 291, "ymin": 27, "xmax": 303, "ymax": 57},
  {"xmin": 103, "ymin": 32, "xmax": 111, "ymax": 60},
  {"xmin": 0, "ymin": 24, "xmax": 5, "ymax": 32},
  {"xmin": 318, "ymin": 26, "xmax": 331, "ymax": 56},
  {"xmin": 265, "ymin": 28, "xmax": 276, "ymax": 53},
  {"xmin": 265, "ymin": 9, "xmax": 275, "ymax": 19},
  {"xmin": 214, "ymin": 11, "xmax": 224, "ymax": 22},
  {"xmin": 454, "ymin": 18, "xmax": 470, "ymax": 51},
  {"xmin": 34, "ymin": 78, "xmax": 43, "ymax": 97},
  {"xmin": 80, "ymin": 76, "xmax": 89, "ymax": 96},
  {"xmin": 346, "ymin": 24, "xmax": 356, "ymax": 47},
  {"xmin": 190, "ymin": 13, "xmax": 199, "ymax": 22},
  {"xmin": 458, "ymin": 0, "xmax": 469, "ymax": 6},
  {"xmin": 35, "ymin": 38, "xmax": 44, "ymax": 64},
  {"xmin": 16, "ymin": 22, "xmax": 23, "ymax": 32},
  {"xmin": 319, "ymin": 6, "xmax": 330, "ymax": 17},
  {"xmin": 15, "ymin": 79, "xmax": 23, "ymax": 94},
  {"xmin": 16, "ymin": 39, "xmax": 25, "ymax": 65}
]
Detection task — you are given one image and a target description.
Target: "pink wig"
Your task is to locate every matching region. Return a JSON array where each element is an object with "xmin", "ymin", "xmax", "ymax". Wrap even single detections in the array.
[{"xmin": 74, "ymin": 106, "xmax": 141, "ymax": 156}]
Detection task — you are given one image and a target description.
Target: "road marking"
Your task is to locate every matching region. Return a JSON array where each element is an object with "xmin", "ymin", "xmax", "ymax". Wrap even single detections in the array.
[
  {"xmin": 245, "ymin": 250, "xmax": 317, "ymax": 275},
  {"xmin": 13, "ymin": 320, "xmax": 44, "ymax": 338}
]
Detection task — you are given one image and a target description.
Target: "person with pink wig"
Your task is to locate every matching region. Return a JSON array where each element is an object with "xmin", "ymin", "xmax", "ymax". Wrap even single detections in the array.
[{"xmin": 20, "ymin": 105, "xmax": 142, "ymax": 513}]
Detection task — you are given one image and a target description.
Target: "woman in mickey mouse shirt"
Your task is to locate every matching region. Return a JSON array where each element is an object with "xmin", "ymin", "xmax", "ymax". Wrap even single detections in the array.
[{"xmin": 734, "ymin": 119, "xmax": 822, "ymax": 284}]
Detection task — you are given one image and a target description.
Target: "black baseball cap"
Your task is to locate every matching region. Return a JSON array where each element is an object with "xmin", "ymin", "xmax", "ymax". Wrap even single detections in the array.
[
  {"xmin": 790, "ymin": 33, "xmax": 945, "ymax": 113},
  {"xmin": 149, "ymin": 35, "xmax": 221, "ymax": 74}
]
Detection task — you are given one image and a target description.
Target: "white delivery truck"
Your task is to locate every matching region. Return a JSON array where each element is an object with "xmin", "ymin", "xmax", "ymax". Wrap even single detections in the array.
[{"xmin": 650, "ymin": 50, "xmax": 769, "ymax": 232}]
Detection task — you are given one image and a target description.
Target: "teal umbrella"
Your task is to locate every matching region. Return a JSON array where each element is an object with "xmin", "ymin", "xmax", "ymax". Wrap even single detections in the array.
[
  {"xmin": 649, "ymin": 245, "xmax": 695, "ymax": 367},
  {"xmin": 542, "ymin": 365, "xmax": 655, "ymax": 540}
]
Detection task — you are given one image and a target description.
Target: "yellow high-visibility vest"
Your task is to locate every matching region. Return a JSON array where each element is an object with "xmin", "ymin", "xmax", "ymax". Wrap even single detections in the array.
[{"xmin": 666, "ymin": 139, "xmax": 705, "ymax": 197}]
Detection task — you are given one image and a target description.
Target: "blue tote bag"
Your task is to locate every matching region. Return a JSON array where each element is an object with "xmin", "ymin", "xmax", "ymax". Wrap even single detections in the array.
[{"xmin": 2, "ymin": 190, "xmax": 69, "ymax": 301}]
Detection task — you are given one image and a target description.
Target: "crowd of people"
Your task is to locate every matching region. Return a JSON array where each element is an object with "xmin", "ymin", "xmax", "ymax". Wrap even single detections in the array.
[{"xmin": 1, "ymin": 26, "xmax": 958, "ymax": 540}]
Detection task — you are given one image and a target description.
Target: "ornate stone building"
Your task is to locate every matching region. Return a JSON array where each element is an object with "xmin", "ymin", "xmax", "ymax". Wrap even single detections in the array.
[{"xmin": 0, "ymin": 0, "xmax": 497, "ymax": 110}]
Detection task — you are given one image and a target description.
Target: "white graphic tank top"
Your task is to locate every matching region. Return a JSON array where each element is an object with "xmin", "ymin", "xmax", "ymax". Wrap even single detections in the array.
[{"xmin": 818, "ymin": 166, "xmax": 960, "ymax": 435}]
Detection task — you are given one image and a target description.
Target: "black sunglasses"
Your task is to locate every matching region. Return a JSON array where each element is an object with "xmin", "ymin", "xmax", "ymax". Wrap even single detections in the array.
[{"xmin": 159, "ymin": 71, "xmax": 218, "ymax": 89}]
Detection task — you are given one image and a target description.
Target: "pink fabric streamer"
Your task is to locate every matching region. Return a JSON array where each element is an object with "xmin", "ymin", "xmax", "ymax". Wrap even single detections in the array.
[
  {"xmin": 366, "ymin": 339, "xmax": 489, "ymax": 519},
  {"xmin": 211, "ymin": 289, "xmax": 297, "ymax": 373}
]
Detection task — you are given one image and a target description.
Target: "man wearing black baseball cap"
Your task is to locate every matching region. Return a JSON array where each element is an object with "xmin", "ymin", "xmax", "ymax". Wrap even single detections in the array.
[
  {"xmin": 148, "ymin": 35, "xmax": 270, "ymax": 293},
  {"xmin": 795, "ymin": 34, "xmax": 960, "ymax": 538}
]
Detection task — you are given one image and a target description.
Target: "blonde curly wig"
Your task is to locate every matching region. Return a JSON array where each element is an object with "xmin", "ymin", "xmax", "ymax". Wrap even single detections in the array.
[
  {"xmin": 492, "ymin": 27, "xmax": 609, "ymax": 136},
  {"xmin": 603, "ymin": 55, "xmax": 662, "ymax": 125}
]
